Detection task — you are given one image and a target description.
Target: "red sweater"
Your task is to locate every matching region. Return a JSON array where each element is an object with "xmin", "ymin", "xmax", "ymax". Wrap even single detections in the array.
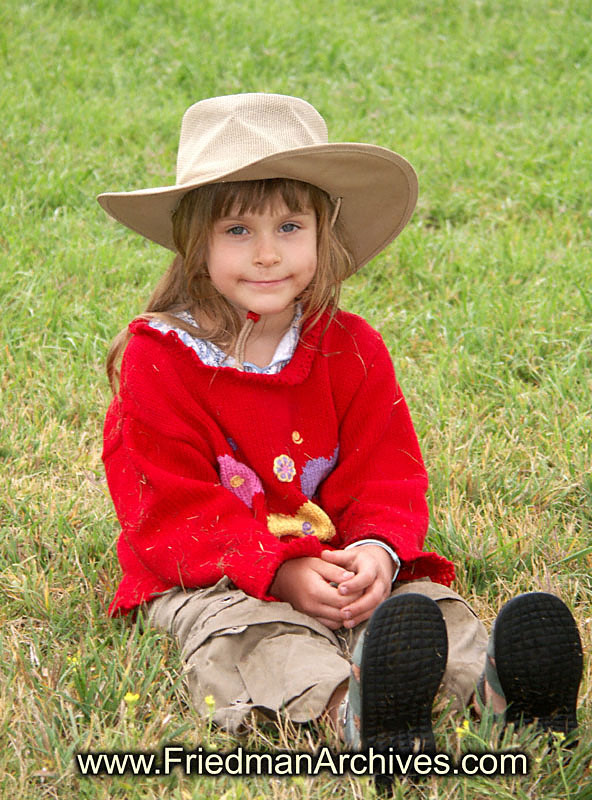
[{"xmin": 103, "ymin": 309, "xmax": 454, "ymax": 615}]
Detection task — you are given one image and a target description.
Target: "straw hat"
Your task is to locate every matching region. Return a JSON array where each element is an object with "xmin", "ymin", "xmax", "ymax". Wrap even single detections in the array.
[{"xmin": 97, "ymin": 93, "xmax": 418, "ymax": 270}]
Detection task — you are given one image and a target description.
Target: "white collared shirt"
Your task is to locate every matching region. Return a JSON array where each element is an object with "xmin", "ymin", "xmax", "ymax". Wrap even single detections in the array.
[{"xmin": 148, "ymin": 306, "xmax": 303, "ymax": 374}]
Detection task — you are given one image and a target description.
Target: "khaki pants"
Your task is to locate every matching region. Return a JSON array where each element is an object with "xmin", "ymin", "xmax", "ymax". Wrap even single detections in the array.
[{"xmin": 146, "ymin": 577, "xmax": 487, "ymax": 733}]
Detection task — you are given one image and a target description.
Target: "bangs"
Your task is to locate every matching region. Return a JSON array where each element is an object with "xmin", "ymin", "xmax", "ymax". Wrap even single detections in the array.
[{"xmin": 211, "ymin": 179, "xmax": 325, "ymax": 219}]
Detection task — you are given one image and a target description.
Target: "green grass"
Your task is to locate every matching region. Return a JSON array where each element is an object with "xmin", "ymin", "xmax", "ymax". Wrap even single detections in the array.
[{"xmin": 1, "ymin": 0, "xmax": 591, "ymax": 797}]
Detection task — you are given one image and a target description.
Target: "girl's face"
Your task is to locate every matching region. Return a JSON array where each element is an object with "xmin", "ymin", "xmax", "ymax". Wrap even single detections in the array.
[{"xmin": 206, "ymin": 199, "xmax": 317, "ymax": 326}]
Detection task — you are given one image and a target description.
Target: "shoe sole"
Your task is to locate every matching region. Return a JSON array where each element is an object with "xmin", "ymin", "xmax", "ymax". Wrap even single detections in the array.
[
  {"xmin": 360, "ymin": 593, "xmax": 448, "ymax": 754},
  {"xmin": 494, "ymin": 592, "xmax": 583, "ymax": 734}
]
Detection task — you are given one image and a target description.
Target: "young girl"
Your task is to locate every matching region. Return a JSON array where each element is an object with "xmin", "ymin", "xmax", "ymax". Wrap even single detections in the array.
[{"xmin": 99, "ymin": 93, "xmax": 583, "ymax": 754}]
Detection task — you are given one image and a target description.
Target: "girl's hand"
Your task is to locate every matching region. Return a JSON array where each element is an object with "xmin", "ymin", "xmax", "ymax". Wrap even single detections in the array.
[
  {"xmin": 270, "ymin": 556, "xmax": 363, "ymax": 630},
  {"xmin": 320, "ymin": 545, "xmax": 395, "ymax": 628}
]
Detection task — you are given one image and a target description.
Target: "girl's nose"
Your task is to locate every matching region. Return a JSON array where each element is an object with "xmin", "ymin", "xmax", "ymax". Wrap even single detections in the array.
[{"xmin": 253, "ymin": 235, "xmax": 281, "ymax": 266}]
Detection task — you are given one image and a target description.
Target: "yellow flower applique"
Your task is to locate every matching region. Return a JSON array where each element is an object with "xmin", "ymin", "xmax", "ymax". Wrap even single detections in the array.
[{"xmin": 273, "ymin": 454, "xmax": 296, "ymax": 483}]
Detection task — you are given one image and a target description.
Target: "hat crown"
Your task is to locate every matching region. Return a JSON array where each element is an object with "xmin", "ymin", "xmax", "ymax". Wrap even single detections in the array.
[{"xmin": 176, "ymin": 93, "xmax": 329, "ymax": 186}]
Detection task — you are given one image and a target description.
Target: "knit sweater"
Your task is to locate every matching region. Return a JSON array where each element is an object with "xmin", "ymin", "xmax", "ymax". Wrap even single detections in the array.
[{"xmin": 103, "ymin": 309, "xmax": 455, "ymax": 615}]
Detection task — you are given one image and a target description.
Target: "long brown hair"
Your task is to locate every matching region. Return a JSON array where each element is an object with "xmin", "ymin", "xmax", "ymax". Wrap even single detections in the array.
[{"xmin": 107, "ymin": 178, "xmax": 354, "ymax": 392}]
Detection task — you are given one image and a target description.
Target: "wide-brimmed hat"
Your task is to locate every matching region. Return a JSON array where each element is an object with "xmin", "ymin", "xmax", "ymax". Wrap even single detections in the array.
[{"xmin": 97, "ymin": 93, "xmax": 418, "ymax": 271}]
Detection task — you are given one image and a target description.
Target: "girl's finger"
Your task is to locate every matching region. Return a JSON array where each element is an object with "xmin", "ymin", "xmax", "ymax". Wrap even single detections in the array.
[
  {"xmin": 337, "ymin": 568, "xmax": 374, "ymax": 595},
  {"xmin": 340, "ymin": 583, "xmax": 390, "ymax": 626},
  {"xmin": 312, "ymin": 558, "xmax": 356, "ymax": 586},
  {"xmin": 320, "ymin": 549, "xmax": 354, "ymax": 566},
  {"xmin": 307, "ymin": 573, "xmax": 359, "ymax": 611}
]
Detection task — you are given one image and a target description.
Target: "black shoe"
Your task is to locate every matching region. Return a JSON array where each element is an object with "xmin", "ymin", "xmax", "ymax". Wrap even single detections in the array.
[
  {"xmin": 360, "ymin": 593, "xmax": 448, "ymax": 756},
  {"xmin": 493, "ymin": 592, "xmax": 583, "ymax": 736}
]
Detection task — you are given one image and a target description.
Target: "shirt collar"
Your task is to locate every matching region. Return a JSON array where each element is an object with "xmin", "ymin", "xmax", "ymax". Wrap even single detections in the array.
[{"xmin": 153, "ymin": 305, "xmax": 303, "ymax": 374}]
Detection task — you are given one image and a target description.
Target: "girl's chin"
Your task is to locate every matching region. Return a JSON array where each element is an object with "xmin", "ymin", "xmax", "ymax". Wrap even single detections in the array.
[{"xmin": 233, "ymin": 300, "xmax": 297, "ymax": 321}]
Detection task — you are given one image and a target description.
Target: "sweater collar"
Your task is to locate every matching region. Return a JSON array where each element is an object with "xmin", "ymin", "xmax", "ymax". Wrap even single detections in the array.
[{"xmin": 130, "ymin": 307, "xmax": 331, "ymax": 386}]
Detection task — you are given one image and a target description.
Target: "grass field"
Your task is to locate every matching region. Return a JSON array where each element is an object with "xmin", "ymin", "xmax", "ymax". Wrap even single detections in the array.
[{"xmin": 1, "ymin": 0, "xmax": 591, "ymax": 797}]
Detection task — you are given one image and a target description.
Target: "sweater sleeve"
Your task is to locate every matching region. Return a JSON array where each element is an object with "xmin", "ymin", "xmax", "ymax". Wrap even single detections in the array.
[
  {"xmin": 103, "ymin": 329, "xmax": 324, "ymax": 613},
  {"xmin": 319, "ymin": 323, "xmax": 454, "ymax": 585}
]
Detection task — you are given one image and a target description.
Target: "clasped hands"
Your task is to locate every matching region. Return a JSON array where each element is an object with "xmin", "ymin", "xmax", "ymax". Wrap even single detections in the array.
[{"xmin": 269, "ymin": 545, "xmax": 395, "ymax": 630}]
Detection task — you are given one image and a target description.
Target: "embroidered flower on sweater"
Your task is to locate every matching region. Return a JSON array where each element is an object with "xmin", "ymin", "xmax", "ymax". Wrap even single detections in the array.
[
  {"xmin": 273, "ymin": 454, "xmax": 296, "ymax": 483},
  {"xmin": 217, "ymin": 455, "xmax": 263, "ymax": 509},
  {"xmin": 300, "ymin": 446, "xmax": 340, "ymax": 498},
  {"xmin": 267, "ymin": 501, "xmax": 336, "ymax": 541}
]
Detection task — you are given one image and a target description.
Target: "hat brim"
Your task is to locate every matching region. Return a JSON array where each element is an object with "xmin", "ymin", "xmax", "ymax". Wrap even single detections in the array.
[{"xmin": 97, "ymin": 143, "xmax": 418, "ymax": 270}]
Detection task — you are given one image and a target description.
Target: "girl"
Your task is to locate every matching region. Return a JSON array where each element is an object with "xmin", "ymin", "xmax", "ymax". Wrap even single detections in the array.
[{"xmin": 99, "ymin": 93, "xmax": 582, "ymax": 754}]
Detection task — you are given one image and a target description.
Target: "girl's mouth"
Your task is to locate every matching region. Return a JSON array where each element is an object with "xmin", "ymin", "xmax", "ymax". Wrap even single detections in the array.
[{"xmin": 243, "ymin": 278, "xmax": 288, "ymax": 287}]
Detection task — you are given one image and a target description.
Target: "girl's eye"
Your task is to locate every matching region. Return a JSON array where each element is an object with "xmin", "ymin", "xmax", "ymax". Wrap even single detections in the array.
[
  {"xmin": 280, "ymin": 222, "xmax": 300, "ymax": 233},
  {"xmin": 227, "ymin": 225, "xmax": 248, "ymax": 235}
]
